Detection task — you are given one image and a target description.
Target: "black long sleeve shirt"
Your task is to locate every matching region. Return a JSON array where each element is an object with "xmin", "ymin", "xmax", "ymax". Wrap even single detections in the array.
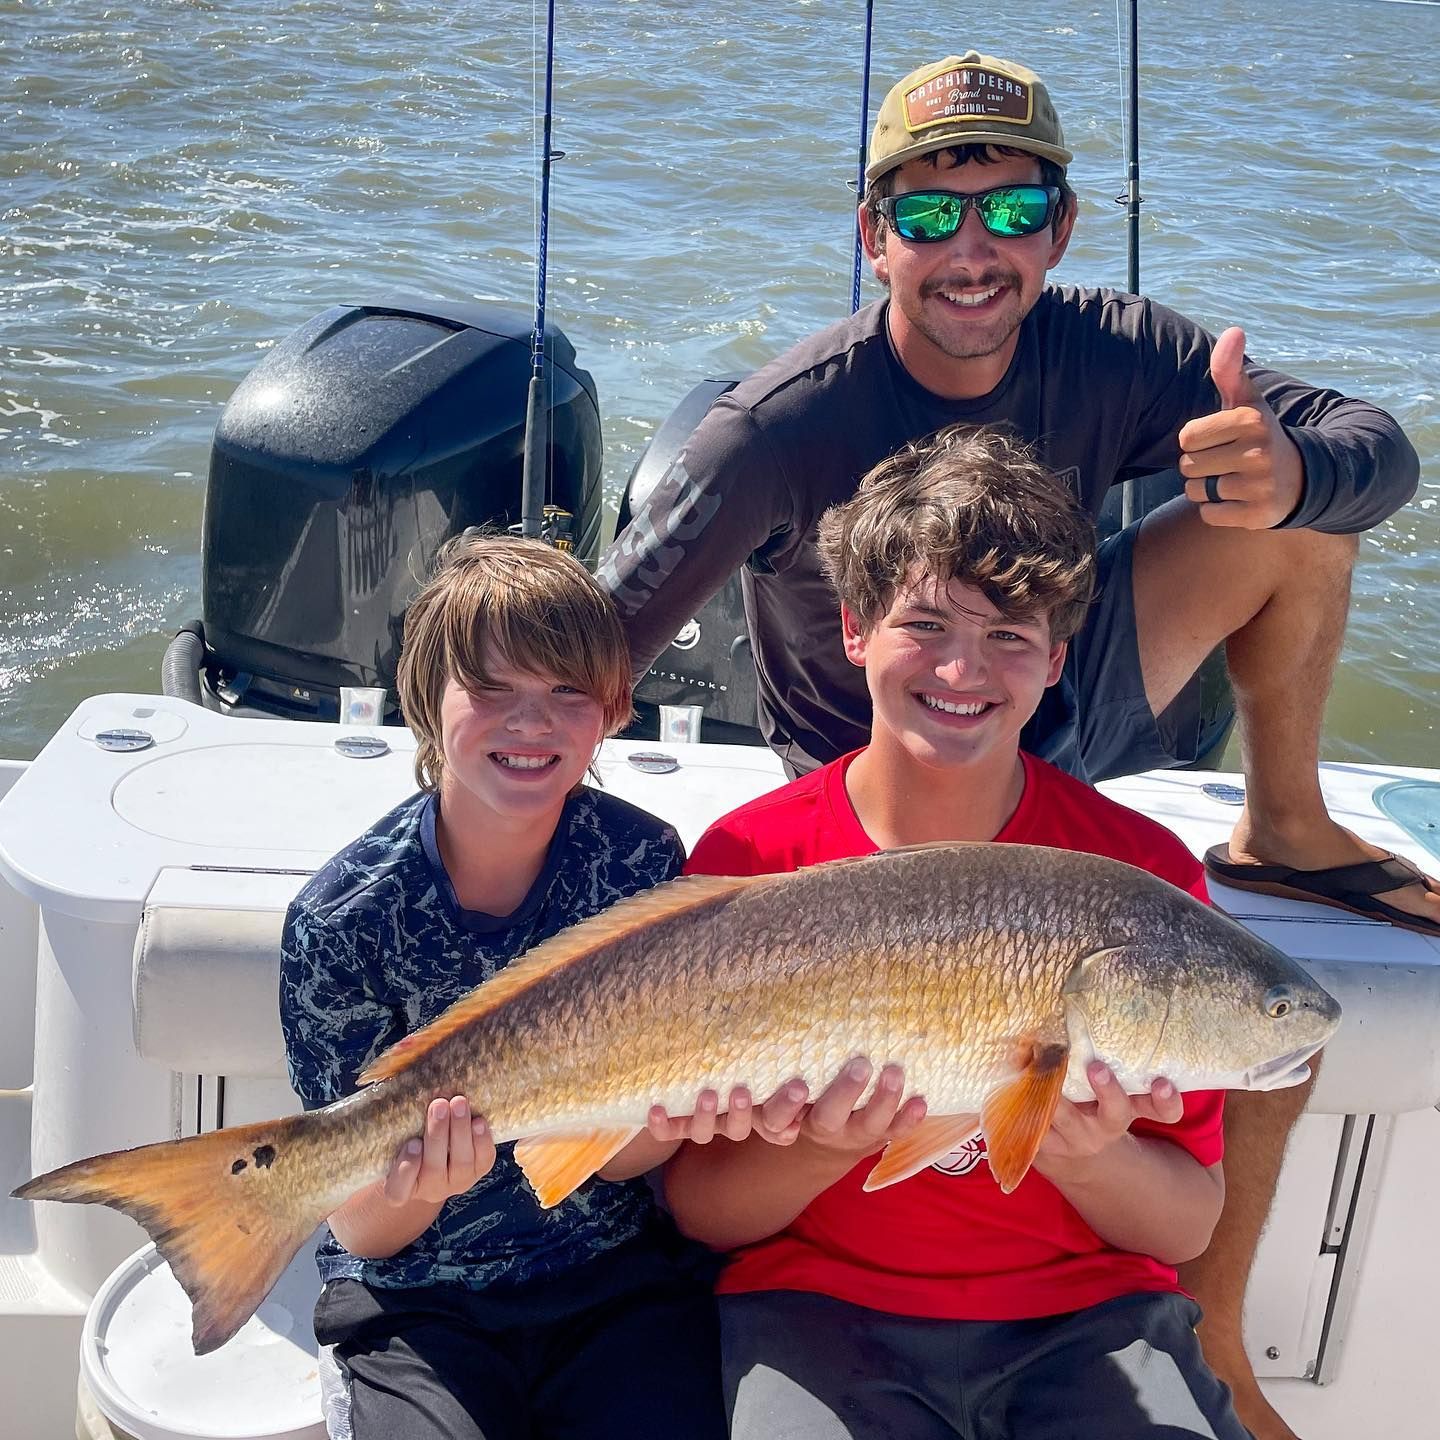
[{"xmin": 598, "ymin": 289, "xmax": 1419, "ymax": 773}]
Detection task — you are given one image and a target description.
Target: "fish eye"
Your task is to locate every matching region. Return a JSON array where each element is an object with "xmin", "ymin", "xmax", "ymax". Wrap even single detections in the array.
[{"xmin": 1264, "ymin": 985, "xmax": 1293, "ymax": 1019}]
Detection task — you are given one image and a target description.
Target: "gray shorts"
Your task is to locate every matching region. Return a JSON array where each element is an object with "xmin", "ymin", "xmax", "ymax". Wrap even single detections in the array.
[
  {"xmin": 1021, "ymin": 523, "xmax": 1212, "ymax": 784},
  {"xmin": 721, "ymin": 1289, "xmax": 1253, "ymax": 1440}
]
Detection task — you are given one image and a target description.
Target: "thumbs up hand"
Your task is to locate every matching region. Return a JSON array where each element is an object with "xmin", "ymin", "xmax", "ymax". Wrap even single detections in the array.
[{"xmin": 1176, "ymin": 327, "xmax": 1305, "ymax": 528}]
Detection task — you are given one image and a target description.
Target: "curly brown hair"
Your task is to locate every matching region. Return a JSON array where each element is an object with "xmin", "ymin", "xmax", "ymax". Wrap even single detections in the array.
[
  {"xmin": 396, "ymin": 533, "xmax": 634, "ymax": 792},
  {"xmin": 816, "ymin": 424, "xmax": 1096, "ymax": 642}
]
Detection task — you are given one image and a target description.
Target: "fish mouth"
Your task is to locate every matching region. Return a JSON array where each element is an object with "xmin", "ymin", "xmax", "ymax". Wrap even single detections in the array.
[{"xmin": 1244, "ymin": 1042, "xmax": 1325, "ymax": 1091}]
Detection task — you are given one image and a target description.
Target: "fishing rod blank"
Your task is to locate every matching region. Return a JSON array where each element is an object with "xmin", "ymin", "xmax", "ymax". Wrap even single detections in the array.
[
  {"xmin": 851, "ymin": 0, "xmax": 876, "ymax": 315},
  {"xmin": 1118, "ymin": 0, "xmax": 1142, "ymax": 528},
  {"xmin": 1125, "ymin": 0, "xmax": 1142, "ymax": 296},
  {"xmin": 521, "ymin": 0, "xmax": 562, "ymax": 541}
]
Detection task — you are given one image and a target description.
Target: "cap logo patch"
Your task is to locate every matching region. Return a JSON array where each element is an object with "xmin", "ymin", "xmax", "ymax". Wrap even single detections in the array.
[{"xmin": 903, "ymin": 67, "xmax": 1034, "ymax": 133}]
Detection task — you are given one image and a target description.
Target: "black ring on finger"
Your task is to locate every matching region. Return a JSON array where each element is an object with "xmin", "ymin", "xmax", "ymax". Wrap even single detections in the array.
[{"xmin": 1204, "ymin": 474, "xmax": 1223, "ymax": 504}]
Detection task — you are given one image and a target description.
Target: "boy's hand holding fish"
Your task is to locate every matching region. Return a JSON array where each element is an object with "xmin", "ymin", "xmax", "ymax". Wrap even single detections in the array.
[
  {"xmin": 1031, "ymin": 1062, "xmax": 1225, "ymax": 1266},
  {"xmin": 786, "ymin": 1059, "xmax": 929, "ymax": 1163},
  {"xmin": 1035, "ymin": 1063, "xmax": 1184, "ymax": 1173},
  {"xmin": 644, "ymin": 1083, "xmax": 807, "ymax": 1147},
  {"xmin": 645, "ymin": 1070, "xmax": 919, "ymax": 1150},
  {"xmin": 663, "ymin": 1060, "xmax": 933, "ymax": 1253},
  {"xmin": 383, "ymin": 1096, "xmax": 496, "ymax": 1207},
  {"xmin": 615, "ymin": 1079, "xmax": 831, "ymax": 1177},
  {"xmin": 329, "ymin": 1095, "xmax": 496, "ymax": 1260}
]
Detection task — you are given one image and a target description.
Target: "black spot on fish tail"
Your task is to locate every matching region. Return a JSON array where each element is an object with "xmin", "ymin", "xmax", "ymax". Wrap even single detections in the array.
[
  {"xmin": 1033, "ymin": 1042, "xmax": 1068, "ymax": 1072},
  {"xmin": 252, "ymin": 1145, "xmax": 276, "ymax": 1169},
  {"xmin": 231, "ymin": 1159, "xmax": 247, "ymax": 1175}
]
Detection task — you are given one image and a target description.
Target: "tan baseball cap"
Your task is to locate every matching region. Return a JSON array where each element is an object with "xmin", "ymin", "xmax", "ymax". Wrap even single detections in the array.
[{"xmin": 866, "ymin": 52, "xmax": 1072, "ymax": 182}]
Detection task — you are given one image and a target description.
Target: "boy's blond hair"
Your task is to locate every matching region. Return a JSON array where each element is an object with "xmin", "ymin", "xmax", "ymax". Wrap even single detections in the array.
[
  {"xmin": 397, "ymin": 533, "xmax": 633, "ymax": 792},
  {"xmin": 816, "ymin": 424, "xmax": 1096, "ymax": 642}
]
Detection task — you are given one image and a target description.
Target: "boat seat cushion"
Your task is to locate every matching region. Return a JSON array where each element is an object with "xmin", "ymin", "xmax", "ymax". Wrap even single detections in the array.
[{"xmin": 132, "ymin": 904, "xmax": 290, "ymax": 1078}]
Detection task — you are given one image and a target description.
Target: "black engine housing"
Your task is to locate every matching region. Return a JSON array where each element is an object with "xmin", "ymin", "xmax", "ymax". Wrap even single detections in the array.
[{"xmin": 198, "ymin": 298, "xmax": 602, "ymax": 721}]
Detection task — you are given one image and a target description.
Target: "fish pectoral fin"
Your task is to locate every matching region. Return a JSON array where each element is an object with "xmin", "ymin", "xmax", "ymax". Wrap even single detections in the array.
[
  {"xmin": 1061, "ymin": 944, "xmax": 1130, "ymax": 999},
  {"xmin": 513, "ymin": 1127, "xmax": 643, "ymax": 1209},
  {"xmin": 981, "ymin": 1040, "xmax": 1070, "ymax": 1195},
  {"xmin": 861, "ymin": 1114, "xmax": 982, "ymax": 1191}
]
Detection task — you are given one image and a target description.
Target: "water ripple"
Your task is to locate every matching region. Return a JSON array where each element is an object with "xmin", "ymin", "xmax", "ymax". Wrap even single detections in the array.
[{"xmin": 1, "ymin": 0, "xmax": 1435, "ymax": 761}]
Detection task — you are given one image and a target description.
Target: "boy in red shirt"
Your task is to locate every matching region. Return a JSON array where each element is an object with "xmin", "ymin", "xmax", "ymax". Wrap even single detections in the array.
[{"xmin": 666, "ymin": 424, "xmax": 1252, "ymax": 1438}]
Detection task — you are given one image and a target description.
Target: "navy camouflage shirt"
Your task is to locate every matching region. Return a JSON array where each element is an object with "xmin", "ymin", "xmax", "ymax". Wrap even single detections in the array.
[{"xmin": 279, "ymin": 785, "xmax": 685, "ymax": 1293}]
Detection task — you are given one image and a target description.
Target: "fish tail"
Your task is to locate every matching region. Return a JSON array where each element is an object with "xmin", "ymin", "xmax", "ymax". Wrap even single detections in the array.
[{"xmin": 14, "ymin": 1112, "xmax": 327, "ymax": 1354}]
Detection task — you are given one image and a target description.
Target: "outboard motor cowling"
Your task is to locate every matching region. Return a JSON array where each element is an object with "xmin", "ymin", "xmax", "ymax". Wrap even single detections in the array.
[{"xmin": 195, "ymin": 297, "xmax": 602, "ymax": 721}]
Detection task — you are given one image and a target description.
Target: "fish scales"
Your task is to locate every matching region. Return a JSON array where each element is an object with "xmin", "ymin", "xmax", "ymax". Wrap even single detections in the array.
[
  {"xmin": 15, "ymin": 842, "xmax": 1341, "ymax": 1355},
  {"xmin": 396, "ymin": 847, "xmax": 1143, "ymax": 1135}
]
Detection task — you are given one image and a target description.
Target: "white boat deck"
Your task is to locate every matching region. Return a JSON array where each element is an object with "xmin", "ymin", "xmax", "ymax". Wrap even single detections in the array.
[{"xmin": 1, "ymin": 696, "xmax": 1437, "ymax": 1440}]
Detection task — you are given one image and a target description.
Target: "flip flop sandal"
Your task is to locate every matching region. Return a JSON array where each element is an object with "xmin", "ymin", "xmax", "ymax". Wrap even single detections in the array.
[{"xmin": 1204, "ymin": 845, "xmax": 1440, "ymax": 938}]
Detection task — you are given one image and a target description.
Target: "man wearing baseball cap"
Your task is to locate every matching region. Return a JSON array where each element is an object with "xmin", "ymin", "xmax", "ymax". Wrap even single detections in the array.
[{"xmin": 600, "ymin": 53, "xmax": 1425, "ymax": 1437}]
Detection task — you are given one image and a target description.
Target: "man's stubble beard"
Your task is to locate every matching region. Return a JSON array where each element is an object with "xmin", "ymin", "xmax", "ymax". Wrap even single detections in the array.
[
  {"xmin": 911, "ymin": 287, "xmax": 1026, "ymax": 363},
  {"xmin": 878, "ymin": 260, "xmax": 1029, "ymax": 363}
]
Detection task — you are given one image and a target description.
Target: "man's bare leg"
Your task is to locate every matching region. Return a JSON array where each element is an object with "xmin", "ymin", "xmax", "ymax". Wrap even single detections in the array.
[
  {"xmin": 1177, "ymin": 1067, "xmax": 1317, "ymax": 1440},
  {"xmin": 1133, "ymin": 506, "xmax": 1439, "ymax": 926},
  {"xmin": 1127, "ymin": 502, "xmax": 1433, "ymax": 1439}
]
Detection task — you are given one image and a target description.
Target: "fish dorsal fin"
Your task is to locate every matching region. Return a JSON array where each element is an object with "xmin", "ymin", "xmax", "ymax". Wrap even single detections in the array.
[
  {"xmin": 790, "ymin": 842, "xmax": 985, "ymax": 879},
  {"xmin": 876, "ymin": 841, "xmax": 991, "ymax": 856},
  {"xmin": 981, "ymin": 1037, "xmax": 1070, "ymax": 1194},
  {"xmin": 358, "ymin": 871, "xmax": 764, "ymax": 1085}
]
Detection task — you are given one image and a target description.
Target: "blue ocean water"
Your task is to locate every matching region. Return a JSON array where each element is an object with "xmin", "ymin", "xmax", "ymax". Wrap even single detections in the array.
[{"xmin": 2, "ymin": 0, "xmax": 1436, "ymax": 761}]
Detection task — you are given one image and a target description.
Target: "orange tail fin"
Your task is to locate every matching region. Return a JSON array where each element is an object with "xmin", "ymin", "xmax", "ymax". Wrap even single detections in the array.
[{"xmin": 14, "ymin": 1114, "xmax": 327, "ymax": 1355}]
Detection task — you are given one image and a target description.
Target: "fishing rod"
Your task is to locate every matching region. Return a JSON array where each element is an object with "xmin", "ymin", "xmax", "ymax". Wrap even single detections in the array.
[
  {"xmin": 520, "ymin": 0, "xmax": 562, "ymax": 541},
  {"xmin": 1122, "ymin": 0, "xmax": 1142, "ymax": 296},
  {"xmin": 850, "ymin": 0, "xmax": 876, "ymax": 314},
  {"xmin": 1118, "ymin": 0, "xmax": 1142, "ymax": 526}
]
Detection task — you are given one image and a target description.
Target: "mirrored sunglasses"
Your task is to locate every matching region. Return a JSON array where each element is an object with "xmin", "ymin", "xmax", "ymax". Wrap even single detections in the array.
[{"xmin": 878, "ymin": 185, "xmax": 1061, "ymax": 242}]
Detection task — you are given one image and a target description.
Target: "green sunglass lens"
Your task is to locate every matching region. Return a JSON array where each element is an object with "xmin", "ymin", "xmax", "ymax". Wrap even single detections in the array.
[
  {"xmin": 893, "ymin": 194, "xmax": 963, "ymax": 241},
  {"xmin": 891, "ymin": 188, "xmax": 1052, "ymax": 242},
  {"xmin": 977, "ymin": 187, "xmax": 1051, "ymax": 236}
]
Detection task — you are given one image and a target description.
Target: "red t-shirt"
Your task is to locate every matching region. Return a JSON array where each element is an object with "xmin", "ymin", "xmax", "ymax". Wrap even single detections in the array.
[{"xmin": 684, "ymin": 749, "xmax": 1224, "ymax": 1322}]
